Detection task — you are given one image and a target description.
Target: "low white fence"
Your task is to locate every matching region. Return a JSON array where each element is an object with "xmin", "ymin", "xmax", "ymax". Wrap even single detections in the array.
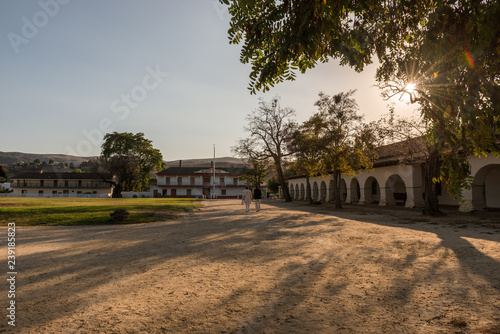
[
  {"xmin": 120, "ymin": 191, "xmax": 154, "ymax": 198},
  {"xmin": 0, "ymin": 193, "xmax": 105, "ymax": 198}
]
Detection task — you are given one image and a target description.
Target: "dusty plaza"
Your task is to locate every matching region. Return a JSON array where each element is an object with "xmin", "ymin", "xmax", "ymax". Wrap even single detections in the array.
[{"xmin": 1, "ymin": 199, "xmax": 500, "ymax": 333}]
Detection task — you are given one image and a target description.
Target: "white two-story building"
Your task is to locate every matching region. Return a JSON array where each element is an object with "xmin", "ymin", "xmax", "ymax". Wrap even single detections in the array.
[{"xmin": 155, "ymin": 161, "xmax": 249, "ymax": 199}]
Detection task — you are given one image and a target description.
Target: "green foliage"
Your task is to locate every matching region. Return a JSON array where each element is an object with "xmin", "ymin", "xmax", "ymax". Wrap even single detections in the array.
[
  {"xmin": 222, "ymin": 0, "xmax": 500, "ymax": 203},
  {"xmin": 288, "ymin": 90, "xmax": 378, "ymax": 208},
  {"xmin": 239, "ymin": 160, "xmax": 267, "ymax": 187},
  {"xmin": 266, "ymin": 176, "xmax": 280, "ymax": 195},
  {"xmin": 100, "ymin": 132, "xmax": 164, "ymax": 198},
  {"xmin": 312, "ymin": 90, "xmax": 376, "ymax": 176},
  {"xmin": 289, "ymin": 115, "xmax": 327, "ymax": 178},
  {"xmin": 0, "ymin": 165, "xmax": 7, "ymax": 181}
]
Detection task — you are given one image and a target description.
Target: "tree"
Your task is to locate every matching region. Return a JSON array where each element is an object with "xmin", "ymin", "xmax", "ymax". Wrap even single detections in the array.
[
  {"xmin": 311, "ymin": 90, "xmax": 378, "ymax": 209},
  {"xmin": 232, "ymin": 96, "xmax": 297, "ymax": 202},
  {"xmin": 239, "ymin": 160, "xmax": 268, "ymax": 187},
  {"xmin": 97, "ymin": 132, "xmax": 164, "ymax": 198},
  {"xmin": 288, "ymin": 115, "xmax": 328, "ymax": 204},
  {"xmin": 221, "ymin": 0, "xmax": 500, "ymax": 209},
  {"xmin": 0, "ymin": 165, "xmax": 7, "ymax": 182},
  {"xmin": 266, "ymin": 176, "xmax": 280, "ymax": 196}
]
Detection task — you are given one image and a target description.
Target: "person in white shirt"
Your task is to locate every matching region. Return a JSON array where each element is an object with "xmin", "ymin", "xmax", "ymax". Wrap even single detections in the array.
[{"xmin": 242, "ymin": 187, "xmax": 253, "ymax": 212}]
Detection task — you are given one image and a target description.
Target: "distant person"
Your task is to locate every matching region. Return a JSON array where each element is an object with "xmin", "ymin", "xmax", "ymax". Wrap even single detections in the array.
[
  {"xmin": 253, "ymin": 186, "xmax": 262, "ymax": 212},
  {"xmin": 242, "ymin": 187, "xmax": 252, "ymax": 212}
]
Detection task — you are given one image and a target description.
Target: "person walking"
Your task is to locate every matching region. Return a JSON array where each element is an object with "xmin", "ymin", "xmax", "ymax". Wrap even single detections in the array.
[
  {"xmin": 242, "ymin": 187, "xmax": 253, "ymax": 212},
  {"xmin": 253, "ymin": 186, "xmax": 262, "ymax": 212}
]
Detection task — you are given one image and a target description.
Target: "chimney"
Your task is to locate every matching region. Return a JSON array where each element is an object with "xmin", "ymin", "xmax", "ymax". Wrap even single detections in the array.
[{"xmin": 179, "ymin": 160, "xmax": 182, "ymax": 168}]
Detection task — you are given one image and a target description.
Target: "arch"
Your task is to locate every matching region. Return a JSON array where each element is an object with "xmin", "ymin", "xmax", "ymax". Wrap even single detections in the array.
[
  {"xmin": 295, "ymin": 184, "xmax": 300, "ymax": 200},
  {"xmin": 300, "ymin": 183, "xmax": 305, "ymax": 200},
  {"xmin": 385, "ymin": 174, "xmax": 407, "ymax": 206},
  {"xmin": 289, "ymin": 183, "xmax": 295, "ymax": 199},
  {"xmin": 364, "ymin": 177, "xmax": 380, "ymax": 204},
  {"xmin": 320, "ymin": 181, "xmax": 327, "ymax": 202},
  {"xmin": 350, "ymin": 178, "xmax": 360, "ymax": 203},
  {"xmin": 472, "ymin": 164, "xmax": 500, "ymax": 209},
  {"xmin": 312, "ymin": 181, "xmax": 319, "ymax": 202}
]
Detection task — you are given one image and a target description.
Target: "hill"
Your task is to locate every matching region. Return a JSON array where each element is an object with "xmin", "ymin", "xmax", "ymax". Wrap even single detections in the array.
[
  {"xmin": 0, "ymin": 151, "xmax": 95, "ymax": 165},
  {"xmin": 0, "ymin": 151, "xmax": 247, "ymax": 168}
]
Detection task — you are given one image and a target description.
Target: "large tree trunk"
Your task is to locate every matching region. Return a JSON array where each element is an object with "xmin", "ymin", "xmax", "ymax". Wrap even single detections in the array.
[
  {"xmin": 306, "ymin": 175, "xmax": 313, "ymax": 204},
  {"xmin": 333, "ymin": 169, "xmax": 342, "ymax": 209},
  {"xmin": 112, "ymin": 183, "xmax": 123, "ymax": 198},
  {"xmin": 275, "ymin": 160, "xmax": 292, "ymax": 202},
  {"xmin": 422, "ymin": 149, "xmax": 441, "ymax": 215}
]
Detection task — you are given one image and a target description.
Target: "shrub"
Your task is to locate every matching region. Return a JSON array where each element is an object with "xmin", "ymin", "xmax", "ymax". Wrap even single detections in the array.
[{"xmin": 110, "ymin": 209, "xmax": 129, "ymax": 222}]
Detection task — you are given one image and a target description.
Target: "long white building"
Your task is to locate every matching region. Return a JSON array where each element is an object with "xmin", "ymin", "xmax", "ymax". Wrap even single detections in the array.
[
  {"xmin": 10, "ymin": 171, "xmax": 113, "ymax": 198},
  {"xmin": 287, "ymin": 143, "xmax": 500, "ymax": 212}
]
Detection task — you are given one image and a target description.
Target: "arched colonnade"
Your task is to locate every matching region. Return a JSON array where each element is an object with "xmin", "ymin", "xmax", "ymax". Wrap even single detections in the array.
[{"xmin": 287, "ymin": 155, "xmax": 500, "ymax": 211}]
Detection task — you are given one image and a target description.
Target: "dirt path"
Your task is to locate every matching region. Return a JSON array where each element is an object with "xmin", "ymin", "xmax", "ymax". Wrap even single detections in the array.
[{"xmin": 1, "ymin": 199, "xmax": 500, "ymax": 333}]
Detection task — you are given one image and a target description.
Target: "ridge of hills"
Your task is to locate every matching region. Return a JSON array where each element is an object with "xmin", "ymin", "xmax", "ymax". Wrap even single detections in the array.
[
  {"xmin": 0, "ymin": 151, "xmax": 93, "ymax": 165},
  {"xmin": 0, "ymin": 151, "xmax": 247, "ymax": 167}
]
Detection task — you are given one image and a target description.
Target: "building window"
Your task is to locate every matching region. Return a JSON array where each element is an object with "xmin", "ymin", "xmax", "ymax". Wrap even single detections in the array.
[
  {"xmin": 78, "ymin": 180, "xmax": 82, "ymax": 187},
  {"xmin": 38, "ymin": 190, "xmax": 44, "ymax": 196},
  {"xmin": 21, "ymin": 190, "xmax": 27, "ymax": 194},
  {"xmin": 65, "ymin": 181, "xmax": 69, "ymax": 187},
  {"xmin": 54, "ymin": 180, "xmax": 58, "ymax": 187},
  {"xmin": 220, "ymin": 177, "xmax": 225, "ymax": 185},
  {"xmin": 165, "ymin": 177, "xmax": 170, "ymax": 185},
  {"xmin": 162, "ymin": 189, "xmax": 167, "ymax": 196},
  {"xmin": 52, "ymin": 191, "xmax": 57, "ymax": 195},
  {"xmin": 40, "ymin": 180, "xmax": 44, "ymax": 187},
  {"xmin": 190, "ymin": 176, "xmax": 195, "ymax": 185},
  {"xmin": 233, "ymin": 178, "xmax": 238, "ymax": 185},
  {"xmin": 177, "ymin": 177, "xmax": 182, "ymax": 185},
  {"xmin": 221, "ymin": 189, "xmax": 226, "ymax": 195},
  {"xmin": 187, "ymin": 189, "xmax": 192, "ymax": 196}
]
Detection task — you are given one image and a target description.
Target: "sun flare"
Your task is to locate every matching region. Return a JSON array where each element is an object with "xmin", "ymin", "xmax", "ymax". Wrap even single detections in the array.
[{"xmin": 405, "ymin": 83, "xmax": 417, "ymax": 93}]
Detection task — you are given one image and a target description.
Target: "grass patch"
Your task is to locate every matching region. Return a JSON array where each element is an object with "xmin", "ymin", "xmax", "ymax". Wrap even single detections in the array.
[{"xmin": 0, "ymin": 197, "xmax": 202, "ymax": 226}]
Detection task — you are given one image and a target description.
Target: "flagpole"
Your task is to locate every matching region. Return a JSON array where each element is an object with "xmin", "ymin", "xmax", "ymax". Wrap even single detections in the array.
[{"xmin": 213, "ymin": 144, "xmax": 216, "ymax": 199}]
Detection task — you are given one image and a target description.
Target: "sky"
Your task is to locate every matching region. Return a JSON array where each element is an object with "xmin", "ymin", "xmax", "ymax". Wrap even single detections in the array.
[{"xmin": 0, "ymin": 0, "xmax": 417, "ymax": 162}]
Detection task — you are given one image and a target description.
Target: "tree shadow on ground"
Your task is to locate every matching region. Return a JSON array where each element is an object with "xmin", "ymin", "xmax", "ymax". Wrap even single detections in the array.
[{"xmin": 2, "ymin": 199, "xmax": 499, "ymax": 333}]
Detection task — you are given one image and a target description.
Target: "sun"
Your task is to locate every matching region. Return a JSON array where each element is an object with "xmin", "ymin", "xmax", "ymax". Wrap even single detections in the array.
[{"xmin": 405, "ymin": 83, "xmax": 417, "ymax": 94}]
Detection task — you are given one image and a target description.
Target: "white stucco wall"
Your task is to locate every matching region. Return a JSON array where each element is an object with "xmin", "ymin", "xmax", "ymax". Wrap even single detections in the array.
[{"xmin": 289, "ymin": 154, "xmax": 500, "ymax": 212}]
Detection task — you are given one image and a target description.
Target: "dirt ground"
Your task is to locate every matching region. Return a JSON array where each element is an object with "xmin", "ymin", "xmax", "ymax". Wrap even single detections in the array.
[{"xmin": 1, "ymin": 199, "xmax": 500, "ymax": 334}]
